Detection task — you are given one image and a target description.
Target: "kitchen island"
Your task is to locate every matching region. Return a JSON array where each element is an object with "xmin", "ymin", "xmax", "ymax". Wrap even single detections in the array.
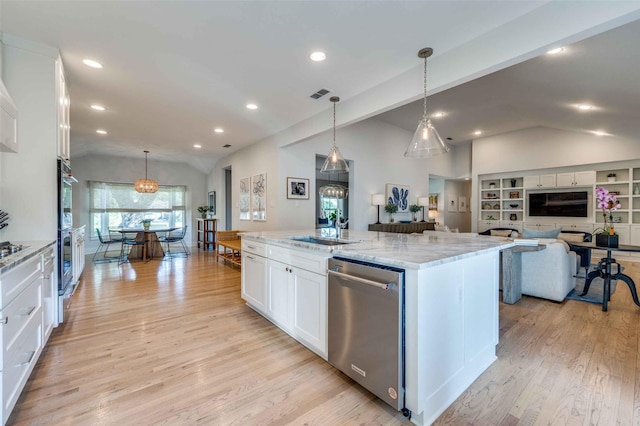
[{"xmin": 240, "ymin": 229, "xmax": 513, "ymax": 426}]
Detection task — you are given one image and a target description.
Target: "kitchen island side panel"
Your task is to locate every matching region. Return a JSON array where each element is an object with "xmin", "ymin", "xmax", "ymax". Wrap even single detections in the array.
[{"xmin": 405, "ymin": 251, "xmax": 499, "ymax": 425}]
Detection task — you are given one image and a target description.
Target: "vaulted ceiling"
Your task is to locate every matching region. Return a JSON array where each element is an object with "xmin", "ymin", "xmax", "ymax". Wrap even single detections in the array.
[{"xmin": 2, "ymin": 1, "xmax": 639, "ymax": 173}]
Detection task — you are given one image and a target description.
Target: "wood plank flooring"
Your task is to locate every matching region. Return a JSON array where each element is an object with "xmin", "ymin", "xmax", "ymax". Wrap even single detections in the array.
[{"xmin": 8, "ymin": 253, "xmax": 640, "ymax": 425}]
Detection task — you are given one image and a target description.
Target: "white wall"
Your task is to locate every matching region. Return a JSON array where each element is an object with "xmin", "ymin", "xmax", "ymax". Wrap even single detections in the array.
[
  {"xmin": 442, "ymin": 180, "xmax": 472, "ymax": 232},
  {"xmin": 72, "ymin": 153, "xmax": 207, "ymax": 252},
  {"xmin": 0, "ymin": 36, "xmax": 58, "ymax": 242},
  {"xmin": 209, "ymin": 117, "xmax": 470, "ymax": 231}
]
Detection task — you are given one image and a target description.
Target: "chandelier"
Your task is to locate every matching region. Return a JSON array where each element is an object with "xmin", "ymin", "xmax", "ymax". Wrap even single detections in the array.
[{"xmin": 134, "ymin": 150, "xmax": 158, "ymax": 193}]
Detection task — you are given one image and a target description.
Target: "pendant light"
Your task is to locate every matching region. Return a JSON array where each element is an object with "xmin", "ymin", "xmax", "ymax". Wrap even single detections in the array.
[
  {"xmin": 134, "ymin": 150, "xmax": 159, "ymax": 193},
  {"xmin": 404, "ymin": 47, "xmax": 450, "ymax": 158},
  {"xmin": 320, "ymin": 96, "xmax": 349, "ymax": 173}
]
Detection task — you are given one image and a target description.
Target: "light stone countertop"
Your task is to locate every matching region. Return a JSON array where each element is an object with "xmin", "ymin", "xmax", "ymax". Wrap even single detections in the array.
[
  {"xmin": 241, "ymin": 229, "xmax": 515, "ymax": 270},
  {"xmin": 0, "ymin": 240, "xmax": 57, "ymax": 274}
]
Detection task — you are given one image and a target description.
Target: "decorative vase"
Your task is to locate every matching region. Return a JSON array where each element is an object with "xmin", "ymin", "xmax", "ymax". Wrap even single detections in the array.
[
  {"xmin": 412, "ymin": 212, "xmax": 418, "ymax": 222},
  {"xmin": 595, "ymin": 233, "xmax": 618, "ymax": 248},
  {"xmin": 510, "ymin": 213, "xmax": 517, "ymax": 221},
  {"xmin": 489, "ymin": 183, "xmax": 496, "ymax": 189},
  {"xmin": 389, "ymin": 215, "xmax": 395, "ymax": 223},
  {"xmin": 634, "ymin": 183, "xmax": 640, "ymax": 195},
  {"xmin": 201, "ymin": 213, "xmax": 207, "ymax": 219},
  {"xmin": 607, "ymin": 176, "xmax": 616, "ymax": 182},
  {"xmin": 510, "ymin": 179, "xmax": 516, "ymax": 188},
  {"xmin": 143, "ymin": 223, "xmax": 150, "ymax": 230}
]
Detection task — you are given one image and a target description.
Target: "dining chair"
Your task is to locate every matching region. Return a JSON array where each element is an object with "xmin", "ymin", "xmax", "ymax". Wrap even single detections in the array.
[
  {"xmin": 93, "ymin": 228, "xmax": 123, "ymax": 262},
  {"xmin": 119, "ymin": 234, "xmax": 151, "ymax": 264},
  {"xmin": 160, "ymin": 226, "xmax": 190, "ymax": 258}
]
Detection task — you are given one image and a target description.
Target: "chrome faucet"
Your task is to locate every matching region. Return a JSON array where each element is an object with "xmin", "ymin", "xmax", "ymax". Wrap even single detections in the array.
[{"xmin": 335, "ymin": 218, "xmax": 349, "ymax": 239}]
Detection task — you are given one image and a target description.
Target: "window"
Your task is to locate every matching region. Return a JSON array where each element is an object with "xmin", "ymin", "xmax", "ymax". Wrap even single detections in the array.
[{"xmin": 89, "ymin": 181, "xmax": 186, "ymax": 239}]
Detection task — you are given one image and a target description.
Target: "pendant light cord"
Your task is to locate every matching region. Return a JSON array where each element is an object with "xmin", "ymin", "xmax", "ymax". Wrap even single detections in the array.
[
  {"xmin": 144, "ymin": 150, "xmax": 149, "ymax": 179},
  {"xmin": 333, "ymin": 101, "xmax": 336, "ymax": 147},
  {"xmin": 423, "ymin": 54, "xmax": 428, "ymax": 120}
]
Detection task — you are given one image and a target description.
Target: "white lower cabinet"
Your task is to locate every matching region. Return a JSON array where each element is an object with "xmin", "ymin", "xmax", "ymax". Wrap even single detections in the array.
[
  {"xmin": 240, "ymin": 241, "xmax": 329, "ymax": 358},
  {"xmin": 558, "ymin": 223, "xmax": 594, "ymax": 233},
  {"xmin": 41, "ymin": 247, "xmax": 57, "ymax": 341},
  {"xmin": 0, "ymin": 252, "xmax": 46, "ymax": 424},
  {"xmin": 241, "ymin": 240, "xmax": 267, "ymax": 313},
  {"xmin": 266, "ymin": 259, "xmax": 294, "ymax": 332}
]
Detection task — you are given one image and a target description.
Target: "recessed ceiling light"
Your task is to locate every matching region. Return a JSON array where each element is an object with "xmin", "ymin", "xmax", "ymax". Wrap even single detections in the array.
[
  {"xmin": 82, "ymin": 59, "xmax": 103, "ymax": 69},
  {"xmin": 214, "ymin": 128, "xmax": 224, "ymax": 133},
  {"xmin": 547, "ymin": 47, "xmax": 565, "ymax": 55},
  {"xmin": 592, "ymin": 130, "xmax": 607, "ymax": 136},
  {"xmin": 577, "ymin": 104, "xmax": 594, "ymax": 111},
  {"xmin": 246, "ymin": 103, "xmax": 258, "ymax": 110},
  {"xmin": 193, "ymin": 144, "xmax": 202, "ymax": 149},
  {"xmin": 473, "ymin": 130, "xmax": 483, "ymax": 136},
  {"xmin": 96, "ymin": 129, "xmax": 107, "ymax": 135},
  {"xmin": 309, "ymin": 51, "xmax": 326, "ymax": 62},
  {"xmin": 432, "ymin": 112, "xmax": 445, "ymax": 118},
  {"xmin": 90, "ymin": 104, "xmax": 106, "ymax": 111}
]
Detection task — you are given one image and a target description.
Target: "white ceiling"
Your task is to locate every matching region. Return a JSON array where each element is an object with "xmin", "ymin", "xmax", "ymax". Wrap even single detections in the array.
[
  {"xmin": 375, "ymin": 18, "xmax": 640, "ymax": 145},
  {"xmin": 1, "ymin": 1, "xmax": 639, "ymax": 173}
]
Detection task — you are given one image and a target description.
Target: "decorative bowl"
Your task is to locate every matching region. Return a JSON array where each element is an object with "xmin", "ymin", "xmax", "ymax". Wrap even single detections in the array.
[{"xmin": 509, "ymin": 204, "xmax": 519, "ymax": 208}]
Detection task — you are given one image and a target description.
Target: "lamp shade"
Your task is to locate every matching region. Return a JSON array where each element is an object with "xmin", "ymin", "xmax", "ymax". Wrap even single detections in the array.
[
  {"xmin": 320, "ymin": 145, "xmax": 349, "ymax": 173},
  {"xmin": 417, "ymin": 196, "xmax": 429, "ymax": 207},
  {"xmin": 134, "ymin": 178, "xmax": 159, "ymax": 193},
  {"xmin": 428, "ymin": 210, "xmax": 438, "ymax": 219},
  {"xmin": 371, "ymin": 193, "xmax": 385, "ymax": 206},
  {"xmin": 404, "ymin": 118, "xmax": 450, "ymax": 158}
]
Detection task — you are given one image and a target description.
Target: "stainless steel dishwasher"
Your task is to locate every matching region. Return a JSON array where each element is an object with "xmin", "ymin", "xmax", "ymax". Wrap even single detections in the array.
[{"xmin": 327, "ymin": 257, "xmax": 410, "ymax": 417}]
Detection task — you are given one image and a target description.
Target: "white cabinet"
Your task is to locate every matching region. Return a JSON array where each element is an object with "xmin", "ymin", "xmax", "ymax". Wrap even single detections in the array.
[
  {"xmin": 265, "ymin": 244, "xmax": 329, "ymax": 358},
  {"xmin": 72, "ymin": 226, "xmax": 85, "ymax": 284},
  {"xmin": 556, "ymin": 170, "xmax": 595, "ymax": 187},
  {"xmin": 267, "ymin": 259, "xmax": 294, "ymax": 332},
  {"xmin": 523, "ymin": 174, "xmax": 556, "ymax": 189},
  {"xmin": 0, "ymin": 80, "xmax": 18, "ymax": 153},
  {"xmin": 499, "ymin": 221, "xmax": 523, "ymax": 232},
  {"xmin": 241, "ymin": 240, "xmax": 267, "ymax": 313},
  {"xmin": 477, "ymin": 220, "xmax": 498, "ymax": 233},
  {"xmin": 56, "ymin": 57, "xmax": 70, "ymax": 162},
  {"xmin": 557, "ymin": 223, "xmax": 594, "ymax": 233},
  {"xmin": 41, "ymin": 247, "xmax": 57, "ymax": 341},
  {"xmin": 524, "ymin": 223, "xmax": 557, "ymax": 231},
  {"xmin": 0, "ymin": 253, "xmax": 44, "ymax": 424}
]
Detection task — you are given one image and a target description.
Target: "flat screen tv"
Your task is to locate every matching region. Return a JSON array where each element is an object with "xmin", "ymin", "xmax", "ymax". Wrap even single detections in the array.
[{"xmin": 528, "ymin": 191, "xmax": 588, "ymax": 217}]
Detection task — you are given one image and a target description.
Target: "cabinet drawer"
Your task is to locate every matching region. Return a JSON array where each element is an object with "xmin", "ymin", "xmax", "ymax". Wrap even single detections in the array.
[
  {"xmin": 3, "ymin": 311, "xmax": 42, "ymax": 423},
  {"xmin": 242, "ymin": 240, "xmax": 266, "ymax": 257},
  {"xmin": 268, "ymin": 246, "xmax": 328, "ymax": 275},
  {"xmin": 0, "ymin": 255, "xmax": 41, "ymax": 310},
  {"xmin": 2, "ymin": 280, "xmax": 42, "ymax": 366}
]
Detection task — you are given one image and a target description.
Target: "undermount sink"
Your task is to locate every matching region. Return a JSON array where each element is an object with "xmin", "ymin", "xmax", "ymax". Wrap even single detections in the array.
[{"xmin": 289, "ymin": 236, "xmax": 358, "ymax": 246}]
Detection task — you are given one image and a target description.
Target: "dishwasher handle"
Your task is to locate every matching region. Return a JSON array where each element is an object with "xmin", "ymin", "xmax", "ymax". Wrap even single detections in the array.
[{"xmin": 327, "ymin": 269, "xmax": 394, "ymax": 290}]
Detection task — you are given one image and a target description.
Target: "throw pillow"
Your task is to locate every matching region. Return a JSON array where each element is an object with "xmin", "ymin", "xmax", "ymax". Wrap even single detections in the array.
[
  {"xmin": 522, "ymin": 227, "xmax": 563, "ymax": 239},
  {"xmin": 490, "ymin": 229, "xmax": 513, "ymax": 237},
  {"xmin": 557, "ymin": 232, "xmax": 585, "ymax": 243}
]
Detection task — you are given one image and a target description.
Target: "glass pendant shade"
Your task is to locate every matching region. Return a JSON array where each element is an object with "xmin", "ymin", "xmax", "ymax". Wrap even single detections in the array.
[
  {"xmin": 135, "ymin": 150, "xmax": 158, "ymax": 193},
  {"xmin": 320, "ymin": 145, "xmax": 349, "ymax": 173},
  {"xmin": 404, "ymin": 117, "xmax": 450, "ymax": 158}
]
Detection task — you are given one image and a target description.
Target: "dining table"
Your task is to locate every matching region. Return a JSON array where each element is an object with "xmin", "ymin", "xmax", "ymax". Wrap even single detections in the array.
[
  {"xmin": 568, "ymin": 241, "xmax": 640, "ymax": 311},
  {"xmin": 111, "ymin": 227, "xmax": 178, "ymax": 261}
]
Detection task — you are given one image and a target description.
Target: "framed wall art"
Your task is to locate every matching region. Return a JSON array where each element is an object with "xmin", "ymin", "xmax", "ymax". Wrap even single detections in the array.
[
  {"xmin": 239, "ymin": 177, "xmax": 250, "ymax": 221},
  {"xmin": 251, "ymin": 173, "xmax": 267, "ymax": 221},
  {"xmin": 385, "ymin": 183, "xmax": 410, "ymax": 212},
  {"xmin": 208, "ymin": 191, "xmax": 216, "ymax": 215},
  {"xmin": 287, "ymin": 177, "xmax": 309, "ymax": 200},
  {"xmin": 458, "ymin": 196, "xmax": 467, "ymax": 213}
]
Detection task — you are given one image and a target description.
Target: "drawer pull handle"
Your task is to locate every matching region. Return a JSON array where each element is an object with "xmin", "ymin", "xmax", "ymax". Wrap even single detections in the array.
[
  {"xmin": 23, "ymin": 306, "xmax": 36, "ymax": 317},
  {"xmin": 0, "ymin": 316, "xmax": 7, "ymax": 325},
  {"xmin": 17, "ymin": 351, "xmax": 36, "ymax": 367},
  {"xmin": 246, "ymin": 255, "xmax": 254, "ymax": 260}
]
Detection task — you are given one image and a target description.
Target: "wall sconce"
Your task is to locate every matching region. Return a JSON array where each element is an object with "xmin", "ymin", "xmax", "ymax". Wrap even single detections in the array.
[
  {"xmin": 417, "ymin": 197, "xmax": 429, "ymax": 222},
  {"xmin": 371, "ymin": 193, "xmax": 385, "ymax": 224}
]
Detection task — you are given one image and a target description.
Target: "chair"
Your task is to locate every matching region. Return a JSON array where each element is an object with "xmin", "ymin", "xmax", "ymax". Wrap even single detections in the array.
[
  {"xmin": 559, "ymin": 231, "xmax": 593, "ymax": 278},
  {"xmin": 160, "ymin": 226, "xmax": 190, "ymax": 258},
  {"xmin": 520, "ymin": 239, "xmax": 577, "ymax": 302},
  {"xmin": 119, "ymin": 234, "xmax": 151, "ymax": 264},
  {"xmin": 93, "ymin": 228, "xmax": 123, "ymax": 262}
]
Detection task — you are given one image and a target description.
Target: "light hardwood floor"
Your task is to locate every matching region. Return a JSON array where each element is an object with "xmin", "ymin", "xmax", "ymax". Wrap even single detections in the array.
[{"xmin": 8, "ymin": 253, "xmax": 640, "ymax": 425}]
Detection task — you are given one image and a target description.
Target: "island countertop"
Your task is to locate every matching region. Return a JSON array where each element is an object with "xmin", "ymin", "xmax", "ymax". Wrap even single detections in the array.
[{"xmin": 241, "ymin": 229, "xmax": 514, "ymax": 270}]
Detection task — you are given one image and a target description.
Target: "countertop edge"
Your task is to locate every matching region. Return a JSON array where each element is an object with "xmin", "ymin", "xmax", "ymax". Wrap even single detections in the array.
[{"xmin": 0, "ymin": 240, "xmax": 57, "ymax": 275}]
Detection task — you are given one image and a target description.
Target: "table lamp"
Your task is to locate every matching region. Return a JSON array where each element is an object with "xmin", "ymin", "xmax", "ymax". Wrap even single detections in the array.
[
  {"xmin": 371, "ymin": 194, "xmax": 385, "ymax": 224},
  {"xmin": 428, "ymin": 209, "xmax": 438, "ymax": 222},
  {"xmin": 417, "ymin": 197, "xmax": 429, "ymax": 222}
]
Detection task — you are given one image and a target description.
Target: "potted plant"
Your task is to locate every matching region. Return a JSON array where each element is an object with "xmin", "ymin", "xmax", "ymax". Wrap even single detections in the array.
[
  {"xmin": 409, "ymin": 204, "xmax": 422, "ymax": 222},
  {"xmin": 384, "ymin": 203, "xmax": 399, "ymax": 223},
  {"xmin": 594, "ymin": 186, "xmax": 621, "ymax": 247},
  {"xmin": 141, "ymin": 218, "xmax": 152, "ymax": 230},
  {"xmin": 197, "ymin": 206, "xmax": 210, "ymax": 218},
  {"xmin": 607, "ymin": 173, "xmax": 617, "ymax": 182}
]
